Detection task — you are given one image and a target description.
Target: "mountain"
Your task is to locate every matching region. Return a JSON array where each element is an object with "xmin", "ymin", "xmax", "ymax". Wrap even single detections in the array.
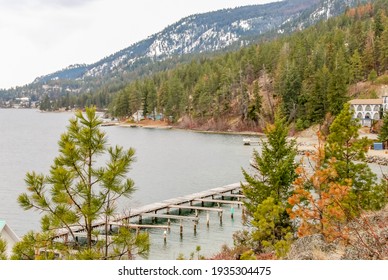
[
  {"xmin": 106, "ymin": 0, "xmax": 388, "ymax": 131},
  {"xmin": 1, "ymin": 0, "xmax": 369, "ymax": 102}
]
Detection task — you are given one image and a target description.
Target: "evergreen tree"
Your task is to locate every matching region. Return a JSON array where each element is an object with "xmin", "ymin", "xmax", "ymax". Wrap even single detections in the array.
[
  {"xmin": 241, "ymin": 113, "xmax": 297, "ymax": 257},
  {"xmin": 326, "ymin": 103, "xmax": 387, "ymax": 211},
  {"xmin": 349, "ymin": 50, "xmax": 364, "ymax": 83},
  {"xmin": 242, "ymin": 113, "xmax": 298, "ymax": 212},
  {"xmin": 378, "ymin": 111, "xmax": 388, "ymax": 145},
  {"xmin": 0, "ymin": 238, "xmax": 7, "ymax": 260},
  {"xmin": 247, "ymin": 81, "xmax": 262, "ymax": 124},
  {"xmin": 251, "ymin": 197, "xmax": 293, "ymax": 258},
  {"xmin": 362, "ymin": 29, "xmax": 377, "ymax": 75},
  {"xmin": 242, "ymin": 113, "xmax": 297, "ymax": 211},
  {"xmin": 288, "ymin": 137, "xmax": 352, "ymax": 243},
  {"xmin": 327, "ymin": 49, "xmax": 349, "ymax": 116},
  {"xmin": 39, "ymin": 95, "xmax": 52, "ymax": 111},
  {"xmin": 307, "ymin": 65, "xmax": 330, "ymax": 123},
  {"xmin": 17, "ymin": 107, "xmax": 149, "ymax": 259},
  {"xmin": 378, "ymin": 15, "xmax": 388, "ymax": 72}
]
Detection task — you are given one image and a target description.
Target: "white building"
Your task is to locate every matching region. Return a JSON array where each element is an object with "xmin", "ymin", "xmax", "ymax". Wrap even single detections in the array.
[
  {"xmin": 132, "ymin": 110, "xmax": 144, "ymax": 122},
  {"xmin": 349, "ymin": 98, "xmax": 386, "ymax": 127},
  {"xmin": 0, "ymin": 220, "xmax": 19, "ymax": 258}
]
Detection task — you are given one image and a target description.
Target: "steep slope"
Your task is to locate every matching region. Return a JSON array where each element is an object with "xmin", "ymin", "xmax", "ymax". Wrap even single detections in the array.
[
  {"xmin": 1, "ymin": 0, "xmax": 369, "ymax": 102},
  {"xmin": 34, "ymin": 0, "xmax": 321, "ymax": 84}
]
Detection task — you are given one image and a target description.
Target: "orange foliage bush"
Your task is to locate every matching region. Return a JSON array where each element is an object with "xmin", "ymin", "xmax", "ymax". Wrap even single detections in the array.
[{"xmin": 288, "ymin": 134, "xmax": 352, "ymax": 243}]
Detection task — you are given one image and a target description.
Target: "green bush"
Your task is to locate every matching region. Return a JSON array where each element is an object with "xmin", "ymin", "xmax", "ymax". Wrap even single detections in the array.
[{"xmin": 375, "ymin": 75, "xmax": 388, "ymax": 85}]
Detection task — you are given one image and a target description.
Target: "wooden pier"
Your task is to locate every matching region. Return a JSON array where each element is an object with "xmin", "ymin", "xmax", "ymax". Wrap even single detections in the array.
[{"xmin": 54, "ymin": 183, "xmax": 245, "ymax": 239}]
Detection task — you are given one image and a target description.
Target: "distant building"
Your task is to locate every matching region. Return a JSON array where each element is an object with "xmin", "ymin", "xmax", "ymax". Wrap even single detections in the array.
[
  {"xmin": 349, "ymin": 97, "xmax": 386, "ymax": 127},
  {"xmin": 132, "ymin": 110, "xmax": 144, "ymax": 122},
  {"xmin": 14, "ymin": 97, "xmax": 30, "ymax": 108},
  {"xmin": 0, "ymin": 220, "xmax": 19, "ymax": 258}
]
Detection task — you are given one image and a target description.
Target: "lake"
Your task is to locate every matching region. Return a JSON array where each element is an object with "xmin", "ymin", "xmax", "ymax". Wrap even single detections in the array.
[
  {"xmin": 0, "ymin": 109, "xmax": 257, "ymax": 259},
  {"xmin": 2, "ymin": 109, "xmax": 387, "ymax": 259}
]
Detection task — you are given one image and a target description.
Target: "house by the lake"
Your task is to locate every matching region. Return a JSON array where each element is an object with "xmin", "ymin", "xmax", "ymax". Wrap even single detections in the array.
[
  {"xmin": 349, "ymin": 98, "xmax": 384, "ymax": 127},
  {"xmin": 0, "ymin": 220, "xmax": 19, "ymax": 258},
  {"xmin": 349, "ymin": 86, "xmax": 388, "ymax": 127}
]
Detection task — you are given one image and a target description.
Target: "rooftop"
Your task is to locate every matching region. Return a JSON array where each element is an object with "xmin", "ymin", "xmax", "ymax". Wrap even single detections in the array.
[{"xmin": 349, "ymin": 99, "xmax": 383, "ymax": 105}]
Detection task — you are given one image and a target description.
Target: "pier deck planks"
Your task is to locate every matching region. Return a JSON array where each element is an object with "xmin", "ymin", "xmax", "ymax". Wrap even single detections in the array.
[{"xmin": 54, "ymin": 183, "xmax": 243, "ymax": 238}]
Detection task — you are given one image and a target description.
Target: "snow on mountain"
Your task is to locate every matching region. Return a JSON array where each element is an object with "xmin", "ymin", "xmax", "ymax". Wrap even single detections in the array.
[{"xmin": 24, "ymin": 0, "xmax": 368, "ymax": 94}]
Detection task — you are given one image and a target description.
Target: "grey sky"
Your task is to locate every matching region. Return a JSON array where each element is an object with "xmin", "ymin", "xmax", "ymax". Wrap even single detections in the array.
[{"xmin": 0, "ymin": 0, "xmax": 276, "ymax": 89}]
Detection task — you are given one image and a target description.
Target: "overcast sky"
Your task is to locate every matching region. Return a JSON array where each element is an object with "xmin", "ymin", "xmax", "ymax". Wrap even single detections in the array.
[{"xmin": 0, "ymin": 0, "xmax": 277, "ymax": 89}]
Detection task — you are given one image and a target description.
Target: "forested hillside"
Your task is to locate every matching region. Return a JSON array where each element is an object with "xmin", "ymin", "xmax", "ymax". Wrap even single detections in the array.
[
  {"xmin": 110, "ymin": 0, "xmax": 388, "ymax": 132},
  {"xmin": 0, "ymin": 0, "xmax": 367, "ymax": 112}
]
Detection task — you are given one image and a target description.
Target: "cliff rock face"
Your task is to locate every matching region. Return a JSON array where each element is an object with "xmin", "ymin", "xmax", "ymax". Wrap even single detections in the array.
[
  {"xmin": 286, "ymin": 234, "xmax": 343, "ymax": 260},
  {"xmin": 287, "ymin": 206, "xmax": 388, "ymax": 260},
  {"xmin": 343, "ymin": 207, "xmax": 388, "ymax": 260}
]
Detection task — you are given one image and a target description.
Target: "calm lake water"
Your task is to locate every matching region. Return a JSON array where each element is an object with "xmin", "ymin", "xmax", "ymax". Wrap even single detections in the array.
[
  {"xmin": 2, "ymin": 109, "xmax": 387, "ymax": 259},
  {"xmin": 0, "ymin": 109, "xmax": 258, "ymax": 259}
]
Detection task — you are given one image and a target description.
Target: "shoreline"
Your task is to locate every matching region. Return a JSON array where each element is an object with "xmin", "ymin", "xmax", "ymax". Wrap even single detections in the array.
[
  {"xmin": 102, "ymin": 118, "xmax": 388, "ymax": 164},
  {"xmin": 115, "ymin": 121, "xmax": 266, "ymax": 137}
]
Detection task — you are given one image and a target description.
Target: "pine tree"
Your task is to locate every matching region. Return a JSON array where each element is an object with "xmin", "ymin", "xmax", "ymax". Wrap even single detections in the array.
[
  {"xmin": 241, "ymin": 113, "xmax": 297, "ymax": 257},
  {"xmin": 378, "ymin": 17, "xmax": 388, "ymax": 73},
  {"xmin": 242, "ymin": 113, "xmax": 298, "ymax": 213},
  {"xmin": 327, "ymin": 49, "xmax": 349, "ymax": 116},
  {"xmin": 378, "ymin": 111, "xmax": 388, "ymax": 145},
  {"xmin": 0, "ymin": 238, "xmax": 7, "ymax": 260},
  {"xmin": 349, "ymin": 50, "xmax": 364, "ymax": 83},
  {"xmin": 247, "ymin": 81, "xmax": 262, "ymax": 124},
  {"xmin": 288, "ymin": 136, "xmax": 352, "ymax": 243},
  {"xmin": 326, "ymin": 103, "xmax": 387, "ymax": 211},
  {"xmin": 251, "ymin": 197, "xmax": 293, "ymax": 258},
  {"xmin": 307, "ymin": 65, "xmax": 330, "ymax": 123},
  {"xmin": 17, "ymin": 107, "xmax": 149, "ymax": 259}
]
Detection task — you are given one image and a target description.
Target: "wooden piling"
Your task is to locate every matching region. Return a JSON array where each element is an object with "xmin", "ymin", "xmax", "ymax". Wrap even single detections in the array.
[{"xmin": 53, "ymin": 183, "xmax": 244, "ymax": 240}]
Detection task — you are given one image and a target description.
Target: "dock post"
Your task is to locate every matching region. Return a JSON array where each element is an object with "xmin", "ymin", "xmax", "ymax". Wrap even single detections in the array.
[
  {"xmin": 242, "ymin": 206, "xmax": 246, "ymax": 223},
  {"xmin": 195, "ymin": 209, "xmax": 198, "ymax": 217},
  {"xmin": 219, "ymin": 210, "xmax": 223, "ymax": 225},
  {"xmin": 193, "ymin": 222, "xmax": 197, "ymax": 234},
  {"xmin": 180, "ymin": 220, "xmax": 183, "ymax": 236},
  {"xmin": 230, "ymin": 205, "xmax": 234, "ymax": 219},
  {"xmin": 206, "ymin": 212, "xmax": 210, "ymax": 227},
  {"xmin": 163, "ymin": 230, "xmax": 167, "ymax": 244},
  {"xmin": 139, "ymin": 215, "xmax": 142, "ymax": 224}
]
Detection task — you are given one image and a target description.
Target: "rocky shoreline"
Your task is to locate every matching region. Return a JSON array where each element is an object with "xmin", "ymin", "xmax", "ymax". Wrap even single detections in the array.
[
  {"xmin": 365, "ymin": 154, "xmax": 388, "ymax": 165},
  {"xmin": 295, "ymin": 137, "xmax": 388, "ymax": 166}
]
